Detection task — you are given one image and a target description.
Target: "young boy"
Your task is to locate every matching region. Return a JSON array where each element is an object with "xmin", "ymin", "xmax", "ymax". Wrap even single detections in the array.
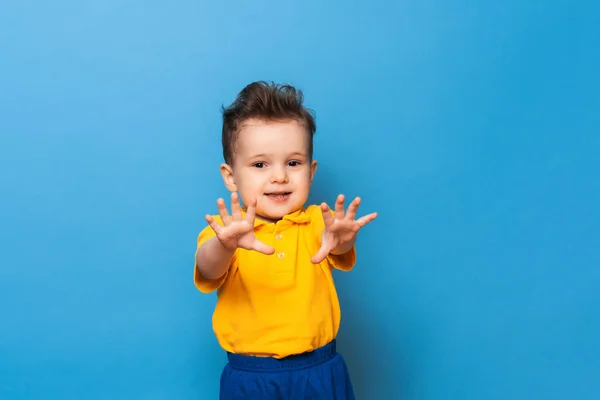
[{"xmin": 194, "ymin": 81, "xmax": 377, "ymax": 399}]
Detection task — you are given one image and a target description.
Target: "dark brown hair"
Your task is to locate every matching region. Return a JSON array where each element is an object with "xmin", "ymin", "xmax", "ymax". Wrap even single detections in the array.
[{"xmin": 221, "ymin": 81, "xmax": 316, "ymax": 165}]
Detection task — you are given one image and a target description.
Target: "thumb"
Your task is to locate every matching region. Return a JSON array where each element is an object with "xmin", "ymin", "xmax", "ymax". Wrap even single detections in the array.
[
  {"xmin": 311, "ymin": 244, "xmax": 329, "ymax": 264},
  {"xmin": 252, "ymin": 239, "xmax": 275, "ymax": 255}
]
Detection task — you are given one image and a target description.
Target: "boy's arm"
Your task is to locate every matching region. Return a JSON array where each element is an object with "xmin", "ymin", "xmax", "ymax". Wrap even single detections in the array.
[
  {"xmin": 195, "ymin": 236, "xmax": 235, "ymax": 280},
  {"xmin": 194, "ymin": 193, "xmax": 274, "ymax": 289}
]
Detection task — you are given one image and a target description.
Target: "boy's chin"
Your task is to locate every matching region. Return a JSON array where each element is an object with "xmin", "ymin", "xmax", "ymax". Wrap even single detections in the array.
[
  {"xmin": 256, "ymin": 206, "xmax": 301, "ymax": 222},
  {"xmin": 256, "ymin": 211, "xmax": 288, "ymax": 222}
]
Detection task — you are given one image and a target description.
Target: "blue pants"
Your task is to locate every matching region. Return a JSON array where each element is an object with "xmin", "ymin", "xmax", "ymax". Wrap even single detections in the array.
[{"xmin": 220, "ymin": 340, "xmax": 355, "ymax": 399}]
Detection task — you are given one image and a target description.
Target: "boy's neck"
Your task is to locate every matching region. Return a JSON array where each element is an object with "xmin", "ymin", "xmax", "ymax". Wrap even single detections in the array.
[{"xmin": 243, "ymin": 207, "xmax": 306, "ymax": 224}]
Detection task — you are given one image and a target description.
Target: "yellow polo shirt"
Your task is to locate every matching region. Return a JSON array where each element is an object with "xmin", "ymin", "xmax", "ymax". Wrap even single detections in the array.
[{"xmin": 194, "ymin": 205, "xmax": 356, "ymax": 359}]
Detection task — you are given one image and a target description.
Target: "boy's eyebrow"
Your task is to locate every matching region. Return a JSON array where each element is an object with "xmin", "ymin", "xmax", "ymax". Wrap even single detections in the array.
[{"xmin": 248, "ymin": 152, "xmax": 307, "ymax": 159}]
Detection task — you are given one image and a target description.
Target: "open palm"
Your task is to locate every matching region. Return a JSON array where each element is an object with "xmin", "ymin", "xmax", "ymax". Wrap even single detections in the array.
[
  {"xmin": 205, "ymin": 192, "xmax": 274, "ymax": 255},
  {"xmin": 311, "ymin": 194, "xmax": 378, "ymax": 264}
]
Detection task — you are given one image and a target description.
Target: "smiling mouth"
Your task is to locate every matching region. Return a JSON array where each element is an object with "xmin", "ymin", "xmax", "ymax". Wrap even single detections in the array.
[{"xmin": 265, "ymin": 192, "xmax": 291, "ymax": 201}]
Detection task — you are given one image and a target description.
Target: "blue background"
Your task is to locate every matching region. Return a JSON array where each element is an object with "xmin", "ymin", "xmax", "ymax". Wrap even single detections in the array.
[{"xmin": 1, "ymin": 1, "xmax": 599, "ymax": 399}]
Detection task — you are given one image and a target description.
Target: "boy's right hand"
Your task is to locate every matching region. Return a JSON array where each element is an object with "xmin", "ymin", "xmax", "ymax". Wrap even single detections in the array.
[{"xmin": 205, "ymin": 192, "xmax": 275, "ymax": 255}]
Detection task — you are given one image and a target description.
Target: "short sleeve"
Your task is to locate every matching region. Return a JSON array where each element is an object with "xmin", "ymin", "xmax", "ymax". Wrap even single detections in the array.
[
  {"xmin": 194, "ymin": 218, "xmax": 231, "ymax": 293},
  {"xmin": 307, "ymin": 205, "xmax": 357, "ymax": 272},
  {"xmin": 327, "ymin": 246, "xmax": 356, "ymax": 272}
]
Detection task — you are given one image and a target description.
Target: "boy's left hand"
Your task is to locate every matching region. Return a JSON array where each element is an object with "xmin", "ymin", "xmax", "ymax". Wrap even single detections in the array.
[{"xmin": 311, "ymin": 194, "xmax": 378, "ymax": 264}]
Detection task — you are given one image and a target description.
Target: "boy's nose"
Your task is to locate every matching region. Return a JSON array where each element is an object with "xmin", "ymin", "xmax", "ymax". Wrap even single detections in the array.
[{"xmin": 270, "ymin": 167, "xmax": 288, "ymax": 183}]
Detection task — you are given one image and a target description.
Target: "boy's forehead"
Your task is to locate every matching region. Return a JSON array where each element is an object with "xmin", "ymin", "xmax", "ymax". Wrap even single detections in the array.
[
  {"xmin": 236, "ymin": 118, "xmax": 309, "ymax": 152},
  {"xmin": 238, "ymin": 117, "xmax": 305, "ymax": 133}
]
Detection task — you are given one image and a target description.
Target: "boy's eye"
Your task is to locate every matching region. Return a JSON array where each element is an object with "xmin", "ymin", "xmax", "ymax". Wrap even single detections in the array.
[
  {"xmin": 288, "ymin": 161, "xmax": 301, "ymax": 167},
  {"xmin": 252, "ymin": 162, "xmax": 265, "ymax": 168}
]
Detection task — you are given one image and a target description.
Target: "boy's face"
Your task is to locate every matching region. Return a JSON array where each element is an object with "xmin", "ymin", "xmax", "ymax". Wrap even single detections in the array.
[{"xmin": 220, "ymin": 118, "xmax": 317, "ymax": 222}]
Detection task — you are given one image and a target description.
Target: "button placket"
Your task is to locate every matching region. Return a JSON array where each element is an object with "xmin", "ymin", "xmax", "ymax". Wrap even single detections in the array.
[
  {"xmin": 275, "ymin": 231, "xmax": 284, "ymax": 258},
  {"xmin": 269, "ymin": 224, "xmax": 296, "ymax": 289}
]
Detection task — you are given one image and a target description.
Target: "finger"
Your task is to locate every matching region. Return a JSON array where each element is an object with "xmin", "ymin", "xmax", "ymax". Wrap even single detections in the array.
[
  {"xmin": 346, "ymin": 197, "xmax": 361, "ymax": 220},
  {"xmin": 205, "ymin": 214, "xmax": 222, "ymax": 234},
  {"xmin": 217, "ymin": 198, "xmax": 231, "ymax": 225},
  {"xmin": 231, "ymin": 192, "xmax": 242, "ymax": 220},
  {"xmin": 334, "ymin": 194, "xmax": 345, "ymax": 219},
  {"xmin": 320, "ymin": 202, "xmax": 334, "ymax": 226},
  {"xmin": 311, "ymin": 244, "xmax": 330, "ymax": 264},
  {"xmin": 252, "ymin": 239, "xmax": 275, "ymax": 255},
  {"xmin": 245, "ymin": 197, "xmax": 257, "ymax": 223},
  {"xmin": 356, "ymin": 212, "xmax": 378, "ymax": 227}
]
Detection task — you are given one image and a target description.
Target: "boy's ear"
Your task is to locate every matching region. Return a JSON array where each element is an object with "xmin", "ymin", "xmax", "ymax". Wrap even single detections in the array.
[
  {"xmin": 310, "ymin": 160, "xmax": 318, "ymax": 184},
  {"xmin": 220, "ymin": 163, "xmax": 238, "ymax": 192}
]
